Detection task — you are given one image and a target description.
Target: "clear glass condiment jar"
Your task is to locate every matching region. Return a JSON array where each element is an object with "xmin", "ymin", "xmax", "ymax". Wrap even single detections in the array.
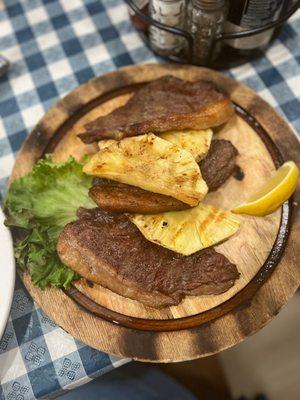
[
  {"xmin": 149, "ymin": 0, "xmax": 188, "ymax": 56},
  {"xmin": 189, "ymin": 0, "xmax": 227, "ymax": 65}
]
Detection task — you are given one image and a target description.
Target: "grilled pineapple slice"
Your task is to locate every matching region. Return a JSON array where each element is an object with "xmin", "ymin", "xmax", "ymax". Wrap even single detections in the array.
[
  {"xmin": 85, "ymin": 134, "xmax": 208, "ymax": 206},
  {"xmin": 98, "ymin": 129, "xmax": 213, "ymax": 162},
  {"xmin": 130, "ymin": 204, "xmax": 240, "ymax": 255},
  {"xmin": 159, "ymin": 129, "xmax": 213, "ymax": 162},
  {"xmin": 98, "ymin": 139, "xmax": 115, "ymax": 150}
]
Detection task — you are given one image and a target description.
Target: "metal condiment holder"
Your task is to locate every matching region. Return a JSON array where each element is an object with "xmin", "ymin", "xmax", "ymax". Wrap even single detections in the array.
[{"xmin": 125, "ymin": 0, "xmax": 300, "ymax": 68}]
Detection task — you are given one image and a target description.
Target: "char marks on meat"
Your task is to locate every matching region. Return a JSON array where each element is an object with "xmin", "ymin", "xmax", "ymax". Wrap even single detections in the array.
[
  {"xmin": 78, "ymin": 76, "xmax": 234, "ymax": 144},
  {"xmin": 200, "ymin": 139, "xmax": 238, "ymax": 192},
  {"xmin": 57, "ymin": 208, "xmax": 239, "ymax": 308}
]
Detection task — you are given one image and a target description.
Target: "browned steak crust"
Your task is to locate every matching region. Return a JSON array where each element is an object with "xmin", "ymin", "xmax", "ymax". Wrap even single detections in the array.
[
  {"xmin": 78, "ymin": 76, "xmax": 234, "ymax": 144},
  {"xmin": 89, "ymin": 182, "xmax": 190, "ymax": 214},
  {"xmin": 200, "ymin": 139, "xmax": 238, "ymax": 192},
  {"xmin": 57, "ymin": 208, "xmax": 239, "ymax": 308}
]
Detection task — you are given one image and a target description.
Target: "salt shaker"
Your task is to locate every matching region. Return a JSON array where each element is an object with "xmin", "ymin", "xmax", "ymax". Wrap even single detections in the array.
[
  {"xmin": 189, "ymin": 0, "xmax": 227, "ymax": 65},
  {"xmin": 149, "ymin": 0, "xmax": 187, "ymax": 56}
]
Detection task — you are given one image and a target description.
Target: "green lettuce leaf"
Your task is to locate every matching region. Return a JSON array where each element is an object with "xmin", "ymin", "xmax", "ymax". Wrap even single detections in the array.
[{"xmin": 4, "ymin": 155, "xmax": 95, "ymax": 289}]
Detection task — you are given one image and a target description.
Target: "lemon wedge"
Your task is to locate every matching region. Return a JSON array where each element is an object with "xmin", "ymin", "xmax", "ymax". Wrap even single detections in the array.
[{"xmin": 233, "ymin": 161, "xmax": 299, "ymax": 216}]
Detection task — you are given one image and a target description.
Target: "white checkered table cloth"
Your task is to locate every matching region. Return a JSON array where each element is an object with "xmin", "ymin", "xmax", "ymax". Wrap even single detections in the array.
[{"xmin": 0, "ymin": 1, "xmax": 299, "ymax": 399}]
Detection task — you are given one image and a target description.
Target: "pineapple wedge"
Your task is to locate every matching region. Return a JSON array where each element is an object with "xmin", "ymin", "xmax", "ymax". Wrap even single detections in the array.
[
  {"xmin": 159, "ymin": 129, "xmax": 213, "ymax": 162},
  {"xmin": 98, "ymin": 129, "xmax": 213, "ymax": 162},
  {"xmin": 98, "ymin": 139, "xmax": 115, "ymax": 150},
  {"xmin": 130, "ymin": 204, "xmax": 240, "ymax": 255},
  {"xmin": 85, "ymin": 133, "xmax": 208, "ymax": 206}
]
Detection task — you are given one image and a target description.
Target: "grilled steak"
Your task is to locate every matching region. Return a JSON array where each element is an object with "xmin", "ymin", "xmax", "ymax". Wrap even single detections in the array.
[
  {"xmin": 57, "ymin": 208, "xmax": 239, "ymax": 308},
  {"xmin": 78, "ymin": 76, "xmax": 234, "ymax": 144},
  {"xmin": 89, "ymin": 183, "xmax": 189, "ymax": 214},
  {"xmin": 200, "ymin": 139, "xmax": 238, "ymax": 191},
  {"xmin": 89, "ymin": 139, "xmax": 238, "ymax": 213}
]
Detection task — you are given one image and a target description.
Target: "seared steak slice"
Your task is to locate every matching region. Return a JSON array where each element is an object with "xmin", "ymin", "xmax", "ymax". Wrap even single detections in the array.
[
  {"xmin": 200, "ymin": 139, "xmax": 238, "ymax": 191},
  {"xmin": 89, "ymin": 183, "xmax": 189, "ymax": 214},
  {"xmin": 78, "ymin": 76, "xmax": 234, "ymax": 144},
  {"xmin": 89, "ymin": 139, "xmax": 238, "ymax": 213},
  {"xmin": 57, "ymin": 208, "xmax": 239, "ymax": 308}
]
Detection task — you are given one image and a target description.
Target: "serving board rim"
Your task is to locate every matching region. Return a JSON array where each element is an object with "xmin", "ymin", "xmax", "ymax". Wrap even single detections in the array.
[
  {"xmin": 63, "ymin": 104, "xmax": 291, "ymax": 332},
  {"xmin": 10, "ymin": 63, "xmax": 300, "ymax": 362}
]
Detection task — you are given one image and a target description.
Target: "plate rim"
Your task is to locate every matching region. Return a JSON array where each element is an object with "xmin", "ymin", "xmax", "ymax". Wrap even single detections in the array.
[{"xmin": 0, "ymin": 208, "xmax": 16, "ymax": 339}]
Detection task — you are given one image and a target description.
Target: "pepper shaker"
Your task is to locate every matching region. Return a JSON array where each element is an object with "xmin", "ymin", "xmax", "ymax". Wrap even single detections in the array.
[
  {"xmin": 149, "ymin": 0, "xmax": 187, "ymax": 56},
  {"xmin": 189, "ymin": 0, "xmax": 227, "ymax": 65}
]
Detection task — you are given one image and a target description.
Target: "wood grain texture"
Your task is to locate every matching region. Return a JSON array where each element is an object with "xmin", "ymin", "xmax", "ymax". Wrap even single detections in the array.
[
  {"xmin": 11, "ymin": 64, "xmax": 300, "ymax": 362},
  {"xmin": 67, "ymin": 112, "xmax": 281, "ymax": 322}
]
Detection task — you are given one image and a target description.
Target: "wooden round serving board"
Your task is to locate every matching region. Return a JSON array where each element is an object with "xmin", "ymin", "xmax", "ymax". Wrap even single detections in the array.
[{"xmin": 11, "ymin": 64, "xmax": 300, "ymax": 362}]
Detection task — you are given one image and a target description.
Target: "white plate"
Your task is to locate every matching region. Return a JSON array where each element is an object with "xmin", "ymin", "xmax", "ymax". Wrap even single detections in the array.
[{"xmin": 0, "ymin": 208, "xmax": 15, "ymax": 339}]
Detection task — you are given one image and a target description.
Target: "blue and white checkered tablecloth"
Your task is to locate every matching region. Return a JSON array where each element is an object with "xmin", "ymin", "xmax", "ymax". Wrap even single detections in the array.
[{"xmin": 0, "ymin": 0, "xmax": 299, "ymax": 399}]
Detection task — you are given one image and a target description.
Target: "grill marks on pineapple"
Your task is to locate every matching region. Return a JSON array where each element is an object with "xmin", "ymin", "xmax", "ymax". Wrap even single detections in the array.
[
  {"xmin": 170, "ymin": 218, "xmax": 189, "ymax": 243},
  {"xmin": 197, "ymin": 209, "xmax": 218, "ymax": 233},
  {"xmin": 83, "ymin": 134, "xmax": 207, "ymax": 207},
  {"xmin": 88, "ymin": 139, "xmax": 237, "ymax": 214},
  {"xmin": 131, "ymin": 204, "xmax": 240, "ymax": 256}
]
